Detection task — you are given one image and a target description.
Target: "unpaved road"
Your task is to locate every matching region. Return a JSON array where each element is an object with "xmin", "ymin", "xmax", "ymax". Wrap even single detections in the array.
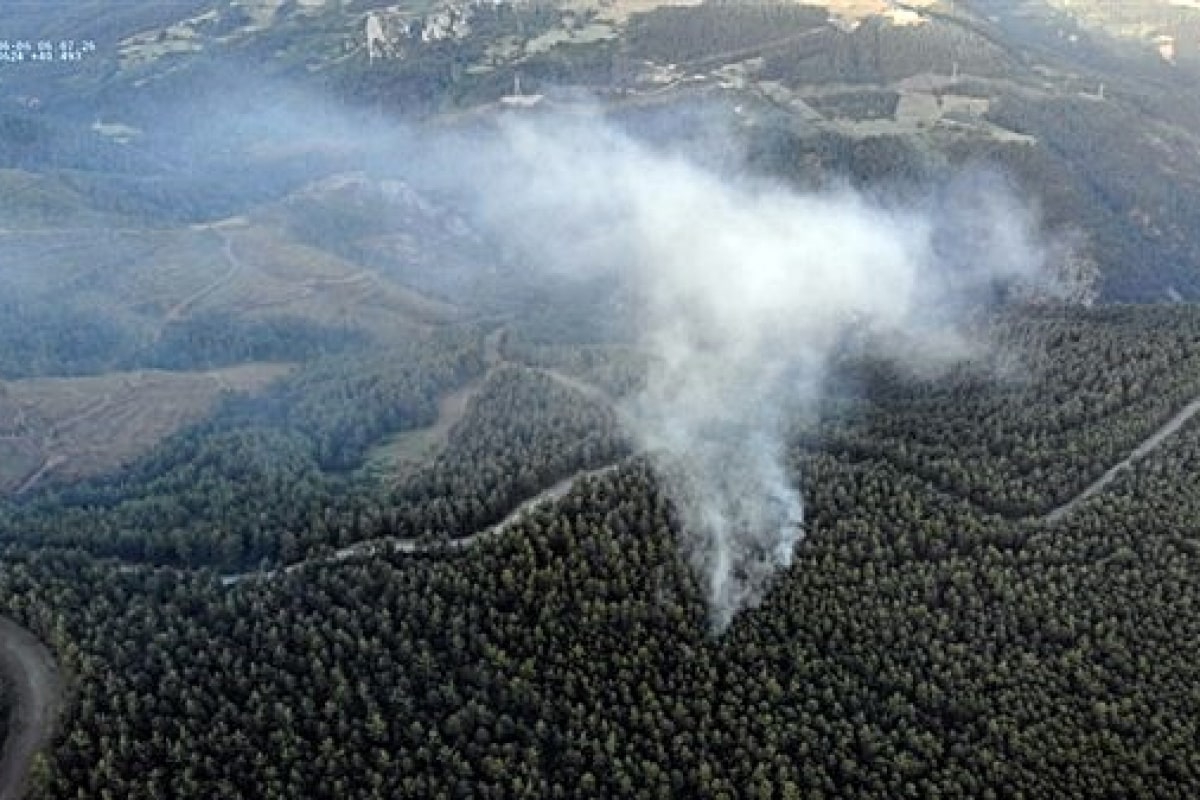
[
  {"xmin": 158, "ymin": 228, "xmax": 243, "ymax": 335},
  {"xmin": 221, "ymin": 333, "xmax": 625, "ymax": 585},
  {"xmin": 13, "ymin": 456, "xmax": 66, "ymax": 498},
  {"xmin": 220, "ymin": 463, "xmax": 626, "ymax": 585},
  {"xmin": 1044, "ymin": 396, "xmax": 1200, "ymax": 523},
  {"xmin": 337, "ymin": 462, "xmax": 622, "ymax": 559},
  {"xmin": 0, "ymin": 618, "xmax": 61, "ymax": 800}
]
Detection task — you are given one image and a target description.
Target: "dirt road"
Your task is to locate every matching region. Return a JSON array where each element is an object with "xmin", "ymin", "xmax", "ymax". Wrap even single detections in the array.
[
  {"xmin": 334, "ymin": 462, "xmax": 623, "ymax": 560},
  {"xmin": 1044, "ymin": 396, "xmax": 1200, "ymax": 523},
  {"xmin": 157, "ymin": 227, "xmax": 244, "ymax": 337},
  {"xmin": 13, "ymin": 456, "xmax": 66, "ymax": 497},
  {"xmin": 0, "ymin": 618, "xmax": 61, "ymax": 800},
  {"xmin": 221, "ymin": 337, "xmax": 626, "ymax": 585}
]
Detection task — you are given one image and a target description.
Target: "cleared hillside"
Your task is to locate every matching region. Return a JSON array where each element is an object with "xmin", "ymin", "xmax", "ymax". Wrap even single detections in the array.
[{"xmin": 0, "ymin": 363, "xmax": 291, "ymax": 494}]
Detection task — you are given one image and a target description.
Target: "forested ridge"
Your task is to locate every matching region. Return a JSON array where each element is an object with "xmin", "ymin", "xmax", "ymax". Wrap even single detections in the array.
[
  {"xmin": 826, "ymin": 306, "xmax": 1200, "ymax": 517},
  {"xmin": 384, "ymin": 363, "xmax": 630, "ymax": 544},
  {"xmin": 0, "ymin": 304, "xmax": 1198, "ymax": 797}
]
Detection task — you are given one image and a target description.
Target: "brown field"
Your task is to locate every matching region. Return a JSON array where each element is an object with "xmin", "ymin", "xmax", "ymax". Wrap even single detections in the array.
[
  {"xmin": 0, "ymin": 363, "xmax": 292, "ymax": 494},
  {"xmin": 362, "ymin": 329, "xmax": 506, "ymax": 482},
  {"xmin": 203, "ymin": 224, "xmax": 460, "ymax": 338},
  {"xmin": 0, "ymin": 175, "xmax": 471, "ymax": 495},
  {"xmin": 1, "ymin": 212, "xmax": 461, "ymax": 351}
]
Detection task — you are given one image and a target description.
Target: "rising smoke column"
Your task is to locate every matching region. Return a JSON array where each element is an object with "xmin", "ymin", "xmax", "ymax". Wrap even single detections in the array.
[
  {"xmin": 620, "ymin": 179, "xmax": 940, "ymax": 631},
  {"xmin": 458, "ymin": 112, "xmax": 1057, "ymax": 631}
]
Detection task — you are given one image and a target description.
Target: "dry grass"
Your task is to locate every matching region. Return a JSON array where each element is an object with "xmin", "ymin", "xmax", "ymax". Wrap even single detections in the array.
[
  {"xmin": 0, "ymin": 363, "xmax": 292, "ymax": 494},
  {"xmin": 362, "ymin": 377, "xmax": 480, "ymax": 481},
  {"xmin": 208, "ymin": 225, "xmax": 458, "ymax": 337},
  {"xmin": 560, "ymin": 0, "xmax": 703, "ymax": 23},
  {"xmin": 2, "ymin": 214, "xmax": 459, "ymax": 347},
  {"xmin": 0, "ymin": 440, "xmax": 42, "ymax": 491}
]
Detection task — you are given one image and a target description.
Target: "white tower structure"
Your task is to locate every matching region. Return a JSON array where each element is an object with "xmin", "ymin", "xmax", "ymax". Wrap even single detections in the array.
[{"xmin": 366, "ymin": 13, "xmax": 386, "ymax": 62}]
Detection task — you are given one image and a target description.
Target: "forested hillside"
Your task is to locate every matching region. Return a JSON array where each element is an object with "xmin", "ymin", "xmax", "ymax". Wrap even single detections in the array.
[
  {"xmin": 0, "ymin": 304, "xmax": 1194, "ymax": 797},
  {"xmin": 3, "ymin": 1, "xmax": 1200, "ymax": 797}
]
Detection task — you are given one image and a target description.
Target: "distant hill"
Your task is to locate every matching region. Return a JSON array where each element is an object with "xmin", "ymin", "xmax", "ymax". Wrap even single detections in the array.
[{"xmin": 3, "ymin": 0, "xmax": 1200, "ymax": 302}]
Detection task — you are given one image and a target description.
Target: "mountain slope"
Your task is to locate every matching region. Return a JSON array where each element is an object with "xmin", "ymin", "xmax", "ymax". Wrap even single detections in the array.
[{"xmin": 5, "ymin": 0, "xmax": 1200, "ymax": 299}]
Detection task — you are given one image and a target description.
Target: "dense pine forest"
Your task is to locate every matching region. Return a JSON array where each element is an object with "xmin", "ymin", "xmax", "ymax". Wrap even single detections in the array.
[{"xmin": 0, "ymin": 303, "xmax": 1197, "ymax": 798}]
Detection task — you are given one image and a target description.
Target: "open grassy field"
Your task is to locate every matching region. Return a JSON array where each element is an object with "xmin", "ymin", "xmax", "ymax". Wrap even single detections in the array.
[
  {"xmin": 2, "ymin": 219, "xmax": 458, "ymax": 340},
  {"xmin": 361, "ymin": 372, "xmax": 480, "ymax": 482},
  {"xmin": 201, "ymin": 222, "xmax": 460, "ymax": 337},
  {"xmin": 0, "ymin": 362, "xmax": 292, "ymax": 494}
]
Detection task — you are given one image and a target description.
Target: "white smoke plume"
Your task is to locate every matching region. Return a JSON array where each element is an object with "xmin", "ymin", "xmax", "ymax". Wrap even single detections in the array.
[{"xmin": 446, "ymin": 111, "xmax": 1062, "ymax": 630}]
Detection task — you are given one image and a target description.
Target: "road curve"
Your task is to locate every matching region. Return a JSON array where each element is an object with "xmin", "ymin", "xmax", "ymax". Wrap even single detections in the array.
[
  {"xmin": 156, "ymin": 227, "xmax": 243, "ymax": 339},
  {"xmin": 1043, "ymin": 396, "xmax": 1200, "ymax": 523},
  {"xmin": 336, "ymin": 462, "xmax": 624, "ymax": 560},
  {"xmin": 220, "ymin": 462, "xmax": 626, "ymax": 585},
  {"xmin": 217, "ymin": 340, "xmax": 625, "ymax": 585},
  {"xmin": 0, "ymin": 617, "xmax": 61, "ymax": 800}
]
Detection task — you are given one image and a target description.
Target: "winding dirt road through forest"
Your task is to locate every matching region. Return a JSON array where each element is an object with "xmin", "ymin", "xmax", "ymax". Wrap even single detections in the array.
[
  {"xmin": 132, "ymin": 317, "xmax": 1200, "ymax": 585},
  {"xmin": 0, "ymin": 618, "xmax": 61, "ymax": 800},
  {"xmin": 225, "ymin": 358, "xmax": 1200, "ymax": 584},
  {"xmin": 17, "ymin": 292, "xmax": 1197, "ymax": 792},
  {"xmin": 218, "ymin": 463, "xmax": 626, "ymax": 583},
  {"xmin": 220, "ymin": 332, "xmax": 624, "ymax": 586},
  {"xmin": 219, "ymin": 462, "xmax": 626, "ymax": 584}
]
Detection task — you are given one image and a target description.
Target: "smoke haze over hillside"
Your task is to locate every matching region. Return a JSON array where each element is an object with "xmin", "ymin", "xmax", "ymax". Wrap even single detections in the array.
[
  {"xmin": 12, "ymin": 78, "xmax": 1068, "ymax": 628},
  {"xmin": 166, "ymin": 93, "xmax": 1063, "ymax": 628},
  {"xmin": 453, "ymin": 112, "xmax": 1064, "ymax": 629}
]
